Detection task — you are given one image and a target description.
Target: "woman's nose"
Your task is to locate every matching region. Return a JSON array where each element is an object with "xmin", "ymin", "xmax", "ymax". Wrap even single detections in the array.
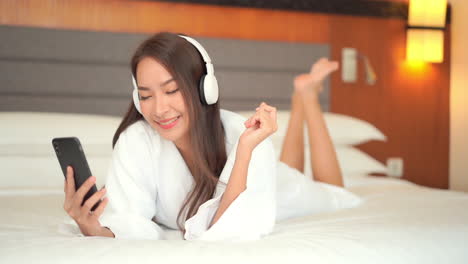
[{"xmin": 154, "ymin": 94, "xmax": 169, "ymax": 116}]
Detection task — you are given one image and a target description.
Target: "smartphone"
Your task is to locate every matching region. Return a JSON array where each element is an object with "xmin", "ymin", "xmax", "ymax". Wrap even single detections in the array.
[{"xmin": 52, "ymin": 137, "xmax": 100, "ymax": 211}]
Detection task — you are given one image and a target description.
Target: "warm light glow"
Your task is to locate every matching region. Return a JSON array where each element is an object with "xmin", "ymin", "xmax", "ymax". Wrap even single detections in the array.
[
  {"xmin": 404, "ymin": 60, "xmax": 427, "ymax": 71},
  {"xmin": 406, "ymin": 29, "xmax": 444, "ymax": 63},
  {"xmin": 409, "ymin": 0, "xmax": 447, "ymax": 27},
  {"xmin": 400, "ymin": 60, "xmax": 432, "ymax": 81}
]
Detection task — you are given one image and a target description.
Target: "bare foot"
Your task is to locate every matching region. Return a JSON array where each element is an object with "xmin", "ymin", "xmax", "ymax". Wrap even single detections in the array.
[{"xmin": 294, "ymin": 58, "xmax": 339, "ymax": 96}]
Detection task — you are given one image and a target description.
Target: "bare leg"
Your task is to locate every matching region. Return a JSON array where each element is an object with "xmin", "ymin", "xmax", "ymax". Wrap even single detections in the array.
[
  {"xmin": 279, "ymin": 92, "xmax": 305, "ymax": 173},
  {"xmin": 301, "ymin": 89, "xmax": 343, "ymax": 187},
  {"xmin": 293, "ymin": 58, "xmax": 344, "ymax": 187}
]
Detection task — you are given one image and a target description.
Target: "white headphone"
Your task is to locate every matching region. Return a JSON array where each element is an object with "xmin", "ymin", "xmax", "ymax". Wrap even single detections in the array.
[{"xmin": 132, "ymin": 35, "xmax": 219, "ymax": 114}]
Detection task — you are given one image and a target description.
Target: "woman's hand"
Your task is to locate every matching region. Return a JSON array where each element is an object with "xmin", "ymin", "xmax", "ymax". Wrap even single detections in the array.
[
  {"xmin": 239, "ymin": 102, "xmax": 278, "ymax": 153},
  {"xmin": 63, "ymin": 166, "xmax": 112, "ymax": 237},
  {"xmin": 294, "ymin": 57, "xmax": 339, "ymax": 95}
]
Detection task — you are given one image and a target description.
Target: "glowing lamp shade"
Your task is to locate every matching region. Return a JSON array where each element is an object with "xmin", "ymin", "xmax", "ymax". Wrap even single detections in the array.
[
  {"xmin": 408, "ymin": 0, "xmax": 447, "ymax": 27},
  {"xmin": 406, "ymin": 0, "xmax": 447, "ymax": 63},
  {"xmin": 406, "ymin": 29, "xmax": 444, "ymax": 63}
]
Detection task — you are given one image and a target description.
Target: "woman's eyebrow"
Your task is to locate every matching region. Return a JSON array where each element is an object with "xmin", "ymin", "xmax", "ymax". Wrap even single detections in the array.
[
  {"xmin": 137, "ymin": 78, "xmax": 174, "ymax": 90},
  {"xmin": 160, "ymin": 78, "xmax": 174, "ymax": 87}
]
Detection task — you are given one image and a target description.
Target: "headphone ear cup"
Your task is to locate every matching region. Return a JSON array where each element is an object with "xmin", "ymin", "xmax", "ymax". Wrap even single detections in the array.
[
  {"xmin": 198, "ymin": 74, "xmax": 208, "ymax": 105},
  {"xmin": 131, "ymin": 75, "xmax": 142, "ymax": 114},
  {"xmin": 132, "ymin": 88, "xmax": 142, "ymax": 114},
  {"xmin": 203, "ymin": 74, "xmax": 219, "ymax": 105}
]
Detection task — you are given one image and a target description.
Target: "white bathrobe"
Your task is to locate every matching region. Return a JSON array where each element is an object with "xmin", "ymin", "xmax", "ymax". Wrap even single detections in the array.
[
  {"xmin": 99, "ymin": 109, "xmax": 361, "ymax": 241},
  {"xmin": 99, "ymin": 109, "xmax": 276, "ymax": 241}
]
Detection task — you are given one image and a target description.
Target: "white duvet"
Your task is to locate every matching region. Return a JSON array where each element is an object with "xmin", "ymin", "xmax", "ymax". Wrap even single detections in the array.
[{"xmin": 1, "ymin": 175, "xmax": 467, "ymax": 264}]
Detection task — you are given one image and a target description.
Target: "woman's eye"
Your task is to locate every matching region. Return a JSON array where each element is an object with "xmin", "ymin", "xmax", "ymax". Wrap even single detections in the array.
[
  {"xmin": 139, "ymin": 95, "xmax": 151, "ymax": 100},
  {"xmin": 166, "ymin": 88, "xmax": 179, "ymax": 95}
]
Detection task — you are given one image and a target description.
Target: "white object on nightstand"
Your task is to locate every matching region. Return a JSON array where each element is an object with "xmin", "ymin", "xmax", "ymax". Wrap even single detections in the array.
[
  {"xmin": 387, "ymin": 157, "xmax": 404, "ymax": 177},
  {"xmin": 342, "ymin": 48, "xmax": 357, "ymax": 83}
]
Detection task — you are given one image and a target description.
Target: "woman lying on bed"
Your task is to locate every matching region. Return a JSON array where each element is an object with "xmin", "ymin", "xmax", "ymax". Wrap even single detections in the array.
[{"xmin": 62, "ymin": 32, "xmax": 361, "ymax": 241}]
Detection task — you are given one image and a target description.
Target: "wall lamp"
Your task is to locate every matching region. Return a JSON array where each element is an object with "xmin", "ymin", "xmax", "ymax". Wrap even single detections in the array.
[
  {"xmin": 342, "ymin": 48, "xmax": 377, "ymax": 85},
  {"xmin": 406, "ymin": 0, "xmax": 448, "ymax": 63}
]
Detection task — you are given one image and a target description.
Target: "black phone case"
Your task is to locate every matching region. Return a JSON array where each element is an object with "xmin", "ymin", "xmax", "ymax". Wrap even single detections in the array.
[{"xmin": 52, "ymin": 137, "xmax": 100, "ymax": 211}]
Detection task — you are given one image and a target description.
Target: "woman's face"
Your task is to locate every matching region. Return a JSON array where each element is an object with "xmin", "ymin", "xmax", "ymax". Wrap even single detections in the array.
[{"xmin": 135, "ymin": 57, "xmax": 190, "ymax": 146}]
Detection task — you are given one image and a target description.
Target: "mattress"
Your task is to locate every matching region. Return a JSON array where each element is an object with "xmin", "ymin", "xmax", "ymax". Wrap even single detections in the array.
[{"xmin": 1, "ymin": 175, "xmax": 467, "ymax": 264}]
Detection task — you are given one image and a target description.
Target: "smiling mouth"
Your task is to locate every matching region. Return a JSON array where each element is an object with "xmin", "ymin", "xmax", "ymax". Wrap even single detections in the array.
[{"xmin": 155, "ymin": 116, "xmax": 181, "ymax": 126}]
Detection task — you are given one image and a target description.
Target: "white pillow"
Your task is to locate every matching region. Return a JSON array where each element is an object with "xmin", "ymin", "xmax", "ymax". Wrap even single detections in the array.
[
  {"xmin": 337, "ymin": 147, "xmax": 388, "ymax": 175},
  {"xmin": 0, "ymin": 155, "xmax": 111, "ymax": 189},
  {"xmin": 0, "ymin": 112, "xmax": 121, "ymax": 146},
  {"xmin": 321, "ymin": 112, "xmax": 387, "ymax": 145},
  {"xmin": 238, "ymin": 110, "xmax": 386, "ymax": 146},
  {"xmin": 303, "ymin": 146, "xmax": 388, "ymax": 178},
  {"xmin": 0, "ymin": 112, "xmax": 120, "ymax": 189}
]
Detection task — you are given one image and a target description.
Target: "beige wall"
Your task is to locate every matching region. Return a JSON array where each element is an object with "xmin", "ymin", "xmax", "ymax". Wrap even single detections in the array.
[{"xmin": 449, "ymin": 0, "xmax": 468, "ymax": 192}]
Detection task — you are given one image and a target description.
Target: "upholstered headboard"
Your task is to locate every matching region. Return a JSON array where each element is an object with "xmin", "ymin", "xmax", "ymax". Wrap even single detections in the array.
[{"xmin": 0, "ymin": 25, "xmax": 330, "ymax": 116}]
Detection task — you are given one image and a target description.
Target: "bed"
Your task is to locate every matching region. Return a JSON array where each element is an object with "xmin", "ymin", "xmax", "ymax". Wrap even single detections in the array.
[{"xmin": 1, "ymin": 111, "xmax": 467, "ymax": 264}]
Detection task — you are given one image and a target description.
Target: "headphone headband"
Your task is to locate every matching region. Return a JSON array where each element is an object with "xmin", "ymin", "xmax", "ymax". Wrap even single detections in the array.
[
  {"xmin": 179, "ymin": 35, "xmax": 212, "ymax": 63},
  {"xmin": 132, "ymin": 34, "xmax": 219, "ymax": 114}
]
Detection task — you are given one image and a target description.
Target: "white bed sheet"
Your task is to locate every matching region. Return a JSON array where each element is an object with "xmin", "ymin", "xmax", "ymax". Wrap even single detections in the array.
[{"xmin": 1, "ymin": 175, "xmax": 467, "ymax": 264}]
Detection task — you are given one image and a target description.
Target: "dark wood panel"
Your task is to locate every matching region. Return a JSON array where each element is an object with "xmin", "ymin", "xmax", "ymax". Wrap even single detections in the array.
[
  {"xmin": 329, "ymin": 15, "xmax": 450, "ymax": 189},
  {"xmin": 0, "ymin": 0, "xmax": 329, "ymax": 43},
  {"xmin": 155, "ymin": 0, "xmax": 409, "ymax": 19}
]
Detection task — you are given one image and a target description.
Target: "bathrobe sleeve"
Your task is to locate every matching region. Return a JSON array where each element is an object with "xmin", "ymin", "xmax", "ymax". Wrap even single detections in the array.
[
  {"xmin": 99, "ymin": 122, "xmax": 166, "ymax": 240},
  {"xmin": 183, "ymin": 138, "xmax": 277, "ymax": 241}
]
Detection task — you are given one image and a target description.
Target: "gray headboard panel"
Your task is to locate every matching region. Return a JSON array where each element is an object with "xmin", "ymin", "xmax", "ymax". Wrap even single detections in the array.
[{"xmin": 0, "ymin": 26, "xmax": 330, "ymax": 117}]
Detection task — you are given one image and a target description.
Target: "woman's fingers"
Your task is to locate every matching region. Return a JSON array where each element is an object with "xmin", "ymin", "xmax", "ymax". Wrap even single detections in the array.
[
  {"xmin": 72, "ymin": 176, "xmax": 96, "ymax": 208},
  {"xmin": 80, "ymin": 187, "xmax": 106, "ymax": 215},
  {"xmin": 244, "ymin": 116, "xmax": 254, "ymax": 128},
  {"xmin": 260, "ymin": 102, "xmax": 277, "ymax": 122},
  {"xmin": 256, "ymin": 102, "xmax": 277, "ymax": 125},
  {"xmin": 240, "ymin": 103, "xmax": 278, "ymax": 150},
  {"xmin": 246, "ymin": 110, "xmax": 262, "ymax": 128},
  {"xmin": 259, "ymin": 110, "xmax": 277, "ymax": 133},
  {"xmin": 64, "ymin": 166, "xmax": 76, "ymax": 213},
  {"xmin": 65, "ymin": 166, "xmax": 75, "ymax": 198},
  {"xmin": 92, "ymin": 197, "xmax": 109, "ymax": 219},
  {"xmin": 251, "ymin": 107, "xmax": 276, "ymax": 133},
  {"xmin": 247, "ymin": 114, "xmax": 259, "ymax": 128},
  {"xmin": 256, "ymin": 102, "xmax": 275, "ymax": 111},
  {"xmin": 246, "ymin": 102, "xmax": 277, "ymax": 131},
  {"xmin": 62, "ymin": 170, "xmax": 108, "ymax": 235}
]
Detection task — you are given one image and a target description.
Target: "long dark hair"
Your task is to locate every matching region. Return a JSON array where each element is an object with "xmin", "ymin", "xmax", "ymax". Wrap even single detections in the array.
[{"xmin": 112, "ymin": 32, "xmax": 227, "ymax": 233}]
